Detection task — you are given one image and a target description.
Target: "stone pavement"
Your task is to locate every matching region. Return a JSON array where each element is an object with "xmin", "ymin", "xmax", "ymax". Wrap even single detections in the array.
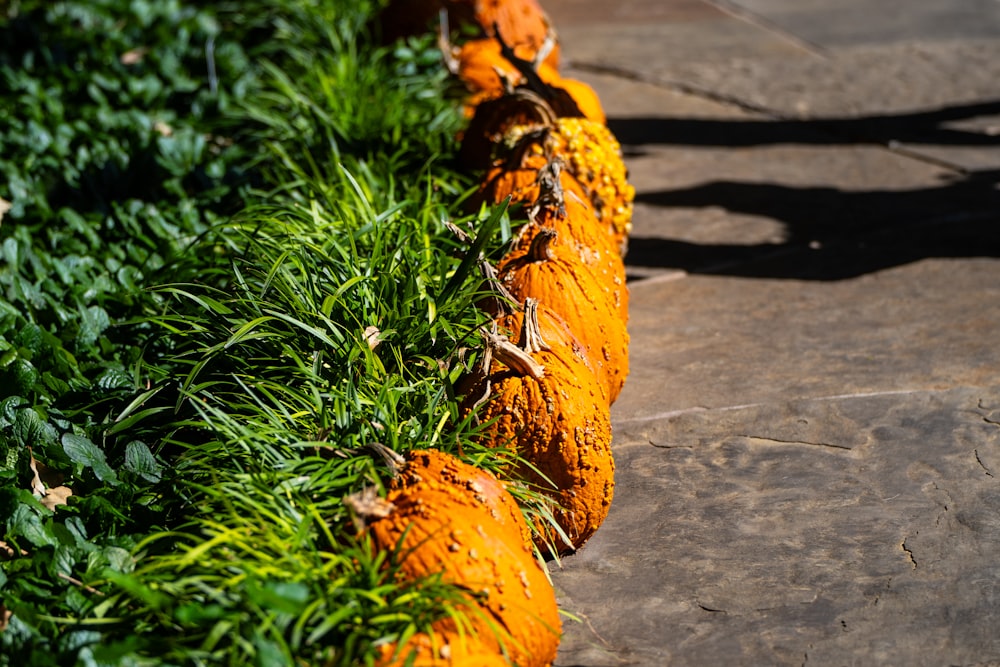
[{"xmin": 539, "ymin": 1, "xmax": 1000, "ymax": 665}]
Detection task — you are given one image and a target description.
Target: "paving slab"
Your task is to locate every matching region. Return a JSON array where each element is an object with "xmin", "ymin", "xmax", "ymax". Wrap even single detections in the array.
[
  {"xmin": 548, "ymin": 1, "xmax": 1000, "ymax": 157},
  {"xmin": 540, "ymin": 1, "xmax": 1000, "ymax": 665},
  {"xmin": 615, "ymin": 257, "xmax": 1000, "ymax": 421},
  {"xmin": 556, "ymin": 385, "xmax": 1000, "ymax": 666},
  {"xmin": 719, "ymin": 0, "xmax": 1000, "ymax": 48}
]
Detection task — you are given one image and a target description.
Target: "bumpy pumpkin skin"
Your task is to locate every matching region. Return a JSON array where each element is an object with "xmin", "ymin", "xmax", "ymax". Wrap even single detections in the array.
[
  {"xmin": 504, "ymin": 118, "xmax": 634, "ymax": 250},
  {"xmin": 498, "ymin": 228, "xmax": 629, "ymax": 404},
  {"xmin": 473, "ymin": 153, "xmax": 629, "ymax": 321},
  {"xmin": 507, "ymin": 169, "xmax": 630, "ymax": 323},
  {"xmin": 368, "ymin": 450, "xmax": 561, "ymax": 666},
  {"xmin": 467, "ymin": 0, "xmax": 558, "ymax": 59},
  {"xmin": 472, "ymin": 118, "xmax": 632, "ymax": 258},
  {"xmin": 375, "ymin": 631, "xmax": 513, "ymax": 666},
  {"xmin": 397, "ymin": 449, "xmax": 531, "ymax": 548},
  {"xmin": 464, "ymin": 304, "xmax": 615, "ymax": 554}
]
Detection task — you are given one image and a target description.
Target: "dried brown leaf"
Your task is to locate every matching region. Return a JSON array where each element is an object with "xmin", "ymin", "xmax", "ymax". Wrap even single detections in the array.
[
  {"xmin": 40, "ymin": 486, "xmax": 73, "ymax": 511},
  {"xmin": 344, "ymin": 486, "xmax": 395, "ymax": 533},
  {"xmin": 28, "ymin": 453, "xmax": 46, "ymax": 498},
  {"xmin": 363, "ymin": 326, "xmax": 381, "ymax": 350},
  {"xmin": 119, "ymin": 47, "xmax": 148, "ymax": 65}
]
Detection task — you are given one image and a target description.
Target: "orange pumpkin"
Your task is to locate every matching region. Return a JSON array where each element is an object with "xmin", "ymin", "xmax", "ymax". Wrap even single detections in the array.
[
  {"xmin": 365, "ymin": 449, "xmax": 561, "ymax": 666},
  {"xmin": 381, "ymin": 0, "xmax": 559, "ymax": 67},
  {"xmin": 521, "ymin": 180, "xmax": 629, "ymax": 321},
  {"xmin": 497, "ymin": 227, "xmax": 629, "ymax": 403},
  {"xmin": 396, "ymin": 448, "xmax": 531, "ymax": 548},
  {"xmin": 375, "ymin": 631, "xmax": 513, "ymax": 666},
  {"xmin": 462, "ymin": 299, "xmax": 615, "ymax": 554},
  {"xmin": 455, "ymin": 38, "xmax": 562, "ymax": 114},
  {"xmin": 479, "ymin": 158, "xmax": 629, "ymax": 318},
  {"xmin": 463, "ymin": 93, "xmax": 632, "ymax": 254},
  {"xmin": 502, "ymin": 118, "xmax": 634, "ymax": 251}
]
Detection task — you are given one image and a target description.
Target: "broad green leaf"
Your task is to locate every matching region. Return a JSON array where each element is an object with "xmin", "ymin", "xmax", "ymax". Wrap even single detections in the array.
[
  {"xmin": 123, "ymin": 441, "xmax": 162, "ymax": 483},
  {"xmin": 10, "ymin": 504, "xmax": 57, "ymax": 547},
  {"xmin": 6, "ymin": 358, "xmax": 39, "ymax": 395},
  {"xmin": 14, "ymin": 322, "xmax": 43, "ymax": 355},
  {"xmin": 12, "ymin": 405, "xmax": 44, "ymax": 445},
  {"xmin": 77, "ymin": 305, "xmax": 111, "ymax": 347},
  {"xmin": 61, "ymin": 433, "xmax": 118, "ymax": 485}
]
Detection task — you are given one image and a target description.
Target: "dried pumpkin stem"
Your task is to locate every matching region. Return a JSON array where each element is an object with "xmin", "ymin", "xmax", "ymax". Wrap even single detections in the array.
[
  {"xmin": 515, "ymin": 88, "xmax": 559, "ymax": 127},
  {"xmin": 520, "ymin": 298, "xmax": 552, "ymax": 354},
  {"xmin": 444, "ymin": 219, "xmax": 472, "ymax": 245},
  {"xmin": 492, "ymin": 21, "xmax": 552, "ymax": 101},
  {"xmin": 533, "ymin": 21, "xmax": 559, "ymax": 69},
  {"xmin": 526, "ymin": 227, "xmax": 558, "ymax": 262},
  {"xmin": 492, "ymin": 21, "xmax": 584, "ymax": 118},
  {"xmin": 367, "ymin": 441, "xmax": 407, "ymax": 475},
  {"xmin": 485, "ymin": 328, "xmax": 545, "ymax": 379},
  {"xmin": 344, "ymin": 485, "xmax": 396, "ymax": 532},
  {"xmin": 528, "ymin": 159, "xmax": 566, "ymax": 219},
  {"xmin": 480, "ymin": 260, "xmax": 519, "ymax": 315},
  {"xmin": 437, "ymin": 10, "xmax": 461, "ymax": 75}
]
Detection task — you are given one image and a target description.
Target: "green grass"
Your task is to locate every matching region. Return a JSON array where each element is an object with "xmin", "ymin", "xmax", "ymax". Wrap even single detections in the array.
[{"xmin": 0, "ymin": 1, "xmax": 555, "ymax": 664}]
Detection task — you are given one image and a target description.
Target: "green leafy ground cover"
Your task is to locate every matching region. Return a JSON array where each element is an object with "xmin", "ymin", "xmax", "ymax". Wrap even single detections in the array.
[{"xmin": 0, "ymin": 1, "xmax": 537, "ymax": 664}]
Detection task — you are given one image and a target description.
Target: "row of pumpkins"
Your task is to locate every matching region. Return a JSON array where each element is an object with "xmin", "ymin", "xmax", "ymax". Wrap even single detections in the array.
[{"xmin": 362, "ymin": 1, "xmax": 634, "ymax": 665}]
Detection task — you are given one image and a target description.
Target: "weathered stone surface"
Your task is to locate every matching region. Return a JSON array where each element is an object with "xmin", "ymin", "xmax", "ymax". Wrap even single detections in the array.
[
  {"xmin": 555, "ymin": 387, "xmax": 1000, "ymax": 666},
  {"xmin": 721, "ymin": 0, "xmax": 1000, "ymax": 48},
  {"xmin": 570, "ymin": 70, "xmax": 1000, "ymax": 284},
  {"xmin": 548, "ymin": 1, "xmax": 1000, "ymax": 121},
  {"xmin": 614, "ymin": 258, "xmax": 1000, "ymax": 422},
  {"xmin": 540, "ymin": 1, "xmax": 1000, "ymax": 665}
]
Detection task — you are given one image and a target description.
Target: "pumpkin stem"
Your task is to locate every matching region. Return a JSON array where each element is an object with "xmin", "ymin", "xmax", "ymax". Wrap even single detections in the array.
[
  {"xmin": 528, "ymin": 159, "xmax": 567, "ymax": 220},
  {"xmin": 343, "ymin": 485, "xmax": 396, "ymax": 532},
  {"xmin": 534, "ymin": 19, "xmax": 559, "ymax": 70},
  {"xmin": 492, "ymin": 21, "xmax": 584, "ymax": 118},
  {"xmin": 367, "ymin": 441, "xmax": 407, "ymax": 476},
  {"xmin": 480, "ymin": 260, "xmax": 519, "ymax": 316},
  {"xmin": 437, "ymin": 10, "xmax": 461, "ymax": 75},
  {"xmin": 525, "ymin": 227, "xmax": 558, "ymax": 262},
  {"xmin": 520, "ymin": 298, "xmax": 552, "ymax": 355},
  {"xmin": 486, "ymin": 327, "xmax": 545, "ymax": 379}
]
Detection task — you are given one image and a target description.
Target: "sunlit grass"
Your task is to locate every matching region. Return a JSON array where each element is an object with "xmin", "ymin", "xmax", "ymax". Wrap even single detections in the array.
[{"xmin": 0, "ymin": 1, "xmax": 569, "ymax": 663}]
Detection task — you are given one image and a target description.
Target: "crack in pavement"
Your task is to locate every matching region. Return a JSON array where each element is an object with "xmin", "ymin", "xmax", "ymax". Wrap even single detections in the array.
[
  {"xmin": 700, "ymin": 0, "xmax": 830, "ymax": 58},
  {"xmin": 647, "ymin": 439, "xmax": 694, "ymax": 450},
  {"xmin": 696, "ymin": 601, "xmax": 728, "ymax": 614},
  {"xmin": 615, "ymin": 389, "xmax": 938, "ymax": 427},
  {"xmin": 901, "ymin": 539, "xmax": 918, "ymax": 569},
  {"xmin": 975, "ymin": 449, "xmax": 995, "ymax": 477},
  {"xmin": 740, "ymin": 434, "xmax": 852, "ymax": 451}
]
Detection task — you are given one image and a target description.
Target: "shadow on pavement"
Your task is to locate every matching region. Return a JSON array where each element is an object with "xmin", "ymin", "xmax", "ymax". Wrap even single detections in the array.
[
  {"xmin": 612, "ymin": 102, "xmax": 1000, "ymax": 281},
  {"xmin": 609, "ymin": 100, "xmax": 1000, "ymax": 150}
]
